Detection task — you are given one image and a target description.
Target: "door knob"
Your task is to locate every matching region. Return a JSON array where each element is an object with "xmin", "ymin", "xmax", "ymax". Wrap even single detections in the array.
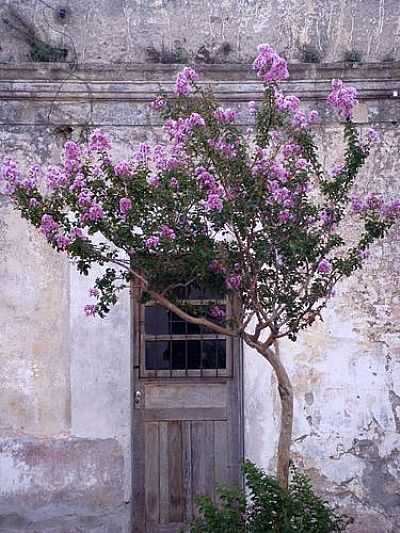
[{"xmin": 135, "ymin": 390, "xmax": 142, "ymax": 406}]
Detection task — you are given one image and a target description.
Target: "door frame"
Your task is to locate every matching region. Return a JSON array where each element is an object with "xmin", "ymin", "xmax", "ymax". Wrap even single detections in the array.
[{"xmin": 130, "ymin": 291, "xmax": 244, "ymax": 532}]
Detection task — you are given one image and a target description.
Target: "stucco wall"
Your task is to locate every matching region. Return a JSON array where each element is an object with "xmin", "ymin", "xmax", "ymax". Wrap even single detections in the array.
[
  {"xmin": 1, "ymin": 0, "xmax": 400, "ymax": 65},
  {"xmin": 1, "ymin": 1, "xmax": 400, "ymax": 531}
]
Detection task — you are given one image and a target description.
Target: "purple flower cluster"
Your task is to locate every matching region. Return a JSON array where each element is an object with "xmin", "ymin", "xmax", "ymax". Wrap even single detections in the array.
[
  {"xmin": 317, "ymin": 259, "xmax": 332, "ymax": 274},
  {"xmin": 145, "ymin": 235, "xmax": 160, "ymax": 248},
  {"xmin": 46, "ymin": 166, "xmax": 68, "ymax": 190},
  {"xmin": 208, "ymin": 137, "xmax": 237, "ymax": 159},
  {"xmin": 64, "ymin": 141, "xmax": 81, "ymax": 161},
  {"xmin": 203, "ymin": 193, "xmax": 224, "ymax": 211},
  {"xmin": 160, "ymin": 225, "xmax": 176, "ymax": 240},
  {"xmin": 351, "ymin": 194, "xmax": 400, "ymax": 219},
  {"xmin": 327, "ymin": 80, "xmax": 358, "ymax": 119},
  {"xmin": 274, "ymin": 92, "xmax": 300, "ymax": 112},
  {"xmin": 195, "ymin": 166, "xmax": 217, "ymax": 190},
  {"xmin": 40, "ymin": 214, "xmax": 59, "ymax": 237},
  {"xmin": 119, "ymin": 197, "xmax": 132, "ymax": 215},
  {"xmin": 209, "ymin": 305, "xmax": 226, "ymax": 321},
  {"xmin": 175, "ymin": 67, "xmax": 199, "ymax": 96},
  {"xmin": 151, "ymin": 96, "xmax": 167, "ymax": 111},
  {"xmin": 84, "ymin": 304, "xmax": 96, "ymax": 317},
  {"xmin": 226, "ymin": 274, "xmax": 241, "ymax": 290},
  {"xmin": 114, "ymin": 160, "xmax": 131, "ymax": 177},
  {"xmin": 213, "ymin": 107, "xmax": 237, "ymax": 123},
  {"xmin": 0, "ymin": 158, "xmax": 20, "ymax": 194},
  {"xmin": 89, "ymin": 129, "xmax": 111, "ymax": 152},
  {"xmin": 253, "ymin": 44, "xmax": 289, "ymax": 83},
  {"xmin": 164, "ymin": 113, "xmax": 205, "ymax": 144}
]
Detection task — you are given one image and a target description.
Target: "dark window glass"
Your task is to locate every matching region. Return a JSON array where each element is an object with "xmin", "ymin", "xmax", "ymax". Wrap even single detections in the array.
[
  {"xmin": 216, "ymin": 339, "xmax": 226, "ymax": 369},
  {"xmin": 145, "ymin": 307, "xmax": 169, "ymax": 335},
  {"xmin": 202, "ymin": 340, "xmax": 217, "ymax": 369},
  {"xmin": 145, "ymin": 341, "xmax": 170, "ymax": 370},
  {"xmin": 171, "ymin": 340, "xmax": 186, "ymax": 369},
  {"xmin": 187, "ymin": 340, "xmax": 201, "ymax": 369},
  {"xmin": 170, "ymin": 313, "xmax": 186, "ymax": 335}
]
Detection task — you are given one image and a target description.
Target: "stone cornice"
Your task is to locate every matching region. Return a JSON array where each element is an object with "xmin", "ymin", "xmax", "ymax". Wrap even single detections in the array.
[{"xmin": 0, "ymin": 62, "xmax": 399, "ymax": 103}]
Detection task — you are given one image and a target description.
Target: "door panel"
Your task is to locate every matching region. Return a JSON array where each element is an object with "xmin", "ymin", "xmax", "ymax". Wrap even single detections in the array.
[{"xmin": 132, "ymin": 295, "xmax": 243, "ymax": 533}]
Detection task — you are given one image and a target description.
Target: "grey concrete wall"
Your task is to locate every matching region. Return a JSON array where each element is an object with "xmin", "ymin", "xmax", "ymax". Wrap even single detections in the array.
[
  {"xmin": 0, "ymin": 1, "xmax": 400, "ymax": 530},
  {"xmin": 1, "ymin": 0, "xmax": 400, "ymax": 65},
  {"xmin": 1, "ymin": 62, "xmax": 400, "ymax": 532}
]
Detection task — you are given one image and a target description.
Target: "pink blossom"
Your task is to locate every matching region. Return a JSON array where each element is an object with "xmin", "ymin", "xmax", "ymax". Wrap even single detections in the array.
[
  {"xmin": 188, "ymin": 113, "xmax": 206, "ymax": 127},
  {"xmin": 29, "ymin": 198, "xmax": 39, "ymax": 208},
  {"xmin": 145, "ymin": 235, "xmax": 160, "ymax": 248},
  {"xmin": 226, "ymin": 274, "xmax": 241, "ymax": 290},
  {"xmin": 40, "ymin": 214, "xmax": 59, "ymax": 237},
  {"xmin": 358, "ymin": 249, "xmax": 370, "ymax": 260},
  {"xmin": 119, "ymin": 197, "xmax": 132, "ymax": 215},
  {"xmin": 253, "ymin": 44, "xmax": 289, "ymax": 83},
  {"xmin": 204, "ymin": 193, "xmax": 223, "ymax": 211},
  {"xmin": 327, "ymin": 79, "xmax": 358, "ymax": 119},
  {"xmin": 46, "ymin": 166, "xmax": 68, "ymax": 190},
  {"xmin": 89, "ymin": 287, "xmax": 99, "ymax": 297},
  {"xmin": 209, "ymin": 306, "xmax": 226, "ymax": 321},
  {"xmin": 147, "ymin": 174, "xmax": 160, "ymax": 188},
  {"xmin": 295, "ymin": 158, "xmax": 310, "ymax": 171},
  {"xmin": 70, "ymin": 175, "xmax": 85, "ymax": 192},
  {"xmin": 278, "ymin": 209, "xmax": 291, "ymax": 223},
  {"xmin": 317, "ymin": 259, "xmax": 332, "ymax": 274},
  {"xmin": 114, "ymin": 160, "xmax": 131, "ymax": 177},
  {"xmin": 78, "ymin": 190, "xmax": 93, "ymax": 207},
  {"xmin": 329, "ymin": 163, "xmax": 344, "ymax": 177},
  {"xmin": 84, "ymin": 304, "xmax": 96, "ymax": 316},
  {"xmin": 275, "ymin": 91, "xmax": 300, "ymax": 112},
  {"xmin": 64, "ymin": 141, "xmax": 81, "ymax": 161},
  {"xmin": 56, "ymin": 233, "xmax": 71, "ymax": 250},
  {"xmin": 208, "ymin": 137, "xmax": 237, "ymax": 159},
  {"xmin": 89, "ymin": 129, "xmax": 111, "ymax": 151},
  {"xmin": 213, "ymin": 107, "xmax": 237, "ymax": 123},
  {"xmin": 69, "ymin": 227, "xmax": 84, "ymax": 239},
  {"xmin": 151, "ymin": 96, "xmax": 167, "ymax": 111},
  {"xmin": 88, "ymin": 203, "xmax": 104, "ymax": 221},
  {"xmin": 308, "ymin": 110, "xmax": 320, "ymax": 124},
  {"xmin": 175, "ymin": 66, "xmax": 199, "ymax": 96},
  {"xmin": 196, "ymin": 167, "xmax": 217, "ymax": 190},
  {"xmin": 351, "ymin": 196, "xmax": 365, "ymax": 212},
  {"xmin": 0, "ymin": 158, "xmax": 23, "ymax": 194},
  {"xmin": 169, "ymin": 177, "xmax": 179, "ymax": 190},
  {"xmin": 160, "ymin": 225, "xmax": 176, "ymax": 240}
]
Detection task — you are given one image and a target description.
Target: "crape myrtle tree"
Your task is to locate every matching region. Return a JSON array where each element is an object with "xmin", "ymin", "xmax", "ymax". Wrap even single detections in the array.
[{"xmin": 1, "ymin": 44, "xmax": 399, "ymax": 489}]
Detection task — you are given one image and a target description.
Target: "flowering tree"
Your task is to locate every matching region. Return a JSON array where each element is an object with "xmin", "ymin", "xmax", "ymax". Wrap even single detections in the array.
[{"xmin": 1, "ymin": 44, "xmax": 398, "ymax": 489}]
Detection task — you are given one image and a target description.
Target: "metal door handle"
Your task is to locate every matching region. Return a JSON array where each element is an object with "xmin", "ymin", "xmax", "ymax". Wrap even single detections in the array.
[{"xmin": 135, "ymin": 390, "xmax": 142, "ymax": 405}]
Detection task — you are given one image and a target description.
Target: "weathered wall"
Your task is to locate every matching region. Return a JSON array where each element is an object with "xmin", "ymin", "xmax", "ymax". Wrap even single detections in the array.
[
  {"xmin": 1, "ymin": 1, "xmax": 400, "ymax": 532},
  {"xmin": 1, "ymin": 0, "xmax": 400, "ymax": 65}
]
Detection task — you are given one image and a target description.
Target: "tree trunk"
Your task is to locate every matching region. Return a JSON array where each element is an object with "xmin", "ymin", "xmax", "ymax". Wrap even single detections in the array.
[{"xmin": 244, "ymin": 336, "xmax": 294, "ymax": 490}]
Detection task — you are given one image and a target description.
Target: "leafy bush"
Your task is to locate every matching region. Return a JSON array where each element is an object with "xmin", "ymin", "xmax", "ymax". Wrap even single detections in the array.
[{"xmin": 189, "ymin": 461, "xmax": 351, "ymax": 533}]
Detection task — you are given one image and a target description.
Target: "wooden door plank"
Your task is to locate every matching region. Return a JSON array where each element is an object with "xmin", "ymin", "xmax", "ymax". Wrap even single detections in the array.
[
  {"xmin": 159, "ymin": 422, "xmax": 169, "ymax": 525},
  {"xmin": 144, "ymin": 407, "xmax": 227, "ymax": 421},
  {"xmin": 191, "ymin": 420, "xmax": 215, "ymax": 515},
  {"xmin": 182, "ymin": 421, "xmax": 193, "ymax": 523},
  {"xmin": 168, "ymin": 421, "xmax": 184, "ymax": 523},
  {"xmin": 145, "ymin": 422, "xmax": 160, "ymax": 525},
  {"xmin": 214, "ymin": 420, "xmax": 228, "ymax": 488}
]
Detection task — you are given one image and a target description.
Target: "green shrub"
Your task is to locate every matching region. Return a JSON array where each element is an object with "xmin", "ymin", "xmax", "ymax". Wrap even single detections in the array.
[{"xmin": 189, "ymin": 461, "xmax": 352, "ymax": 533}]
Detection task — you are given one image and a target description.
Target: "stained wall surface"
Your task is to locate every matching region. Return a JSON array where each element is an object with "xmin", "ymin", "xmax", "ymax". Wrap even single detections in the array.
[{"xmin": 1, "ymin": 2, "xmax": 400, "ymax": 532}]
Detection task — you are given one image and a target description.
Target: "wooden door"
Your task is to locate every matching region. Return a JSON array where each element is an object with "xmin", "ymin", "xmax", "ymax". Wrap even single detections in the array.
[{"xmin": 132, "ymin": 287, "xmax": 243, "ymax": 533}]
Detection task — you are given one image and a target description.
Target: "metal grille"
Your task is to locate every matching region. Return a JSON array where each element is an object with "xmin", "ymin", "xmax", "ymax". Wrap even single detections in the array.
[{"xmin": 140, "ymin": 288, "xmax": 231, "ymax": 378}]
